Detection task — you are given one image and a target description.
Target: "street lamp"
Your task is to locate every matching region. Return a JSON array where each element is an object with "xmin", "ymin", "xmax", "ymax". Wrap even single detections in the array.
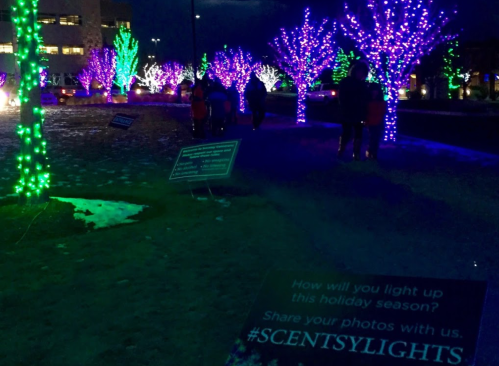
[
  {"xmin": 151, "ymin": 38, "xmax": 160, "ymax": 57},
  {"xmin": 191, "ymin": 0, "xmax": 198, "ymax": 80}
]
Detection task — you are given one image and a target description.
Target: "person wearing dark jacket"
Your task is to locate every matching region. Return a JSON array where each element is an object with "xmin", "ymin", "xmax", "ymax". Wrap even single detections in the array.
[
  {"xmin": 338, "ymin": 61, "xmax": 370, "ymax": 160},
  {"xmin": 245, "ymin": 73, "xmax": 267, "ymax": 130},
  {"xmin": 206, "ymin": 79, "xmax": 228, "ymax": 136}
]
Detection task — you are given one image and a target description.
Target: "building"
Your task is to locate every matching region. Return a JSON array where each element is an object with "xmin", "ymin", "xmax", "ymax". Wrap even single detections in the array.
[{"xmin": 0, "ymin": 0, "xmax": 132, "ymax": 86}]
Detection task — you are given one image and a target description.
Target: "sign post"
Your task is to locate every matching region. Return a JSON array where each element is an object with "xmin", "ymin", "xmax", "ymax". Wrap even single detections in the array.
[
  {"xmin": 109, "ymin": 113, "xmax": 138, "ymax": 130},
  {"xmin": 226, "ymin": 271, "xmax": 487, "ymax": 366},
  {"xmin": 170, "ymin": 140, "xmax": 240, "ymax": 198}
]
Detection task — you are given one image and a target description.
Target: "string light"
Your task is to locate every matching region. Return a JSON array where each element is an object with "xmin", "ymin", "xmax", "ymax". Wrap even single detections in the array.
[
  {"xmin": 271, "ymin": 8, "xmax": 337, "ymax": 123},
  {"xmin": 12, "ymin": 0, "xmax": 50, "ymax": 203},
  {"xmin": 88, "ymin": 48, "xmax": 117, "ymax": 103},
  {"xmin": 183, "ymin": 64, "xmax": 195, "ymax": 82},
  {"xmin": 341, "ymin": 0, "xmax": 457, "ymax": 141},
  {"xmin": 114, "ymin": 25, "xmax": 138, "ymax": 94},
  {"xmin": 256, "ymin": 65, "xmax": 280, "ymax": 92},
  {"xmin": 208, "ymin": 47, "xmax": 260, "ymax": 111},
  {"xmin": 77, "ymin": 68, "xmax": 92, "ymax": 95},
  {"xmin": 442, "ymin": 40, "xmax": 461, "ymax": 99},
  {"xmin": 162, "ymin": 62, "xmax": 184, "ymax": 92}
]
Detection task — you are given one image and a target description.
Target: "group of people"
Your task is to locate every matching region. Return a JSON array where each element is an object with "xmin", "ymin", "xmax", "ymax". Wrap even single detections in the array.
[
  {"xmin": 338, "ymin": 61, "xmax": 386, "ymax": 161},
  {"xmin": 190, "ymin": 73, "xmax": 267, "ymax": 139},
  {"xmin": 191, "ymin": 61, "xmax": 385, "ymax": 161}
]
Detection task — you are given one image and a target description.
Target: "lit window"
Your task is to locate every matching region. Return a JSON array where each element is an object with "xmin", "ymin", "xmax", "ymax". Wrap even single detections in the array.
[
  {"xmin": 116, "ymin": 20, "xmax": 131, "ymax": 29},
  {"xmin": 40, "ymin": 45, "xmax": 59, "ymax": 55},
  {"xmin": 0, "ymin": 43, "xmax": 13, "ymax": 54},
  {"xmin": 62, "ymin": 46, "xmax": 84, "ymax": 55},
  {"xmin": 60, "ymin": 15, "xmax": 82, "ymax": 26},
  {"xmin": 38, "ymin": 13, "xmax": 57, "ymax": 24},
  {"xmin": 101, "ymin": 17, "xmax": 116, "ymax": 28}
]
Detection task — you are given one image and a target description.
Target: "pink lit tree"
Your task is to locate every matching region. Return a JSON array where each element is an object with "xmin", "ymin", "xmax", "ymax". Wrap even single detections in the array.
[
  {"xmin": 0, "ymin": 72, "xmax": 7, "ymax": 88},
  {"xmin": 208, "ymin": 46, "xmax": 260, "ymax": 111},
  {"xmin": 88, "ymin": 48, "xmax": 117, "ymax": 103},
  {"xmin": 341, "ymin": 0, "xmax": 456, "ymax": 141},
  {"xmin": 77, "ymin": 68, "xmax": 92, "ymax": 95},
  {"xmin": 271, "ymin": 8, "xmax": 337, "ymax": 123},
  {"xmin": 163, "ymin": 62, "xmax": 184, "ymax": 91}
]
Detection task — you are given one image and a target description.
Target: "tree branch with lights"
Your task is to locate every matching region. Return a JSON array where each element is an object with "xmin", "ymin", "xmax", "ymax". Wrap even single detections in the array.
[
  {"xmin": 271, "ymin": 8, "xmax": 338, "ymax": 123},
  {"xmin": 12, "ymin": 0, "xmax": 50, "ymax": 204},
  {"xmin": 341, "ymin": 0, "xmax": 456, "ymax": 141},
  {"xmin": 114, "ymin": 26, "xmax": 138, "ymax": 94}
]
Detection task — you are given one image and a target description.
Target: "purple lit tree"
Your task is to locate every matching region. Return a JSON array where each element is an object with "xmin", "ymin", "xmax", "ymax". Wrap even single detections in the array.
[
  {"xmin": 77, "ymin": 68, "xmax": 92, "ymax": 95},
  {"xmin": 271, "ymin": 8, "xmax": 337, "ymax": 123},
  {"xmin": 209, "ymin": 46, "xmax": 260, "ymax": 111},
  {"xmin": 0, "ymin": 72, "xmax": 7, "ymax": 88},
  {"xmin": 341, "ymin": 0, "xmax": 456, "ymax": 141},
  {"xmin": 39, "ymin": 68, "xmax": 48, "ymax": 88},
  {"xmin": 162, "ymin": 62, "xmax": 184, "ymax": 91},
  {"xmin": 88, "ymin": 48, "xmax": 117, "ymax": 103}
]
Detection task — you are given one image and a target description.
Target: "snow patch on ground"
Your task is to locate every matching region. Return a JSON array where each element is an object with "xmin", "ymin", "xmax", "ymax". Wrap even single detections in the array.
[{"xmin": 53, "ymin": 197, "xmax": 148, "ymax": 229}]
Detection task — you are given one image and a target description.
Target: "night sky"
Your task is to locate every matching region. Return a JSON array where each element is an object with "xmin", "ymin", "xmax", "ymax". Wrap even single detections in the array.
[{"xmin": 115, "ymin": 0, "xmax": 499, "ymax": 64}]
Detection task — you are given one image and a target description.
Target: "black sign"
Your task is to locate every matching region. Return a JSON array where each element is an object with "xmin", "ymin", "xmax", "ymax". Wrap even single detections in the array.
[
  {"xmin": 109, "ymin": 113, "xmax": 137, "ymax": 129},
  {"xmin": 169, "ymin": 140, "xmax": 240, "ymax": 182},
  {"xmin": 226, "ymin": 271, "xmax": 487, "ymax": 366}
]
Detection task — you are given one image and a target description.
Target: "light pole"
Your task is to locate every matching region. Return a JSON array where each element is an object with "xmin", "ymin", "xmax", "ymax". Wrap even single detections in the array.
[
  {"xmin": 191, "ymin": 0, "xmax": 198, "ymax": 81},
  {"xmin": 151, "ymin": 38, "xmax": 160, "ymax": 58}
]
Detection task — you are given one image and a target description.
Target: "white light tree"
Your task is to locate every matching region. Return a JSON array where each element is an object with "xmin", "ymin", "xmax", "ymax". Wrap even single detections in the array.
[
  {"xmin": 256, "ymin": 65, "xmax": 280, "ymax": 92},
  {"xmin": 271, "ymin": 8, "xmax": 338, "ymax": 123},
  {"xmin": 341, "ymin": 0, "xmax": 456, "ymax": 141},
  {"xmin": 136, "ymin": 63, "xmax": 167, "ymax": 93},
  {"xmin": 182, "ymin": 64, "xmax": 195, "ymax": 83}
]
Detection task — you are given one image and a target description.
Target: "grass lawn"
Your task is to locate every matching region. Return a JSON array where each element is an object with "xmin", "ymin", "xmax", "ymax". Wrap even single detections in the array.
[{"xmin": 0, "ymin": 104, "xmax": 498, "ymax": 365}]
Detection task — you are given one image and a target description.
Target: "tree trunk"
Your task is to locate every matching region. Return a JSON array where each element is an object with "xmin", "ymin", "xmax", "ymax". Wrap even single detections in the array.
[
  {"xmin": 296, "ymin": 84, "xmax": 307, "ymax": 123},
  {"xmin": 14, "ymin": 0, "xmax": 49, "ymax": 205},
  {"xmin": 384, "ymin": 86, "xmax": 399, "ymax": 142}
]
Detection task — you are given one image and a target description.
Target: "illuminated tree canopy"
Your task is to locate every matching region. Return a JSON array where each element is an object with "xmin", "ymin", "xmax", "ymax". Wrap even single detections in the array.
[
  {"xmin": 88, "ymin": 48, "xmax": 117, "ymax": 103},
  {"xmin": 209, "ymin": 46, "xmax": 260, "ymax": 111},
  {"xmin": 271, "ymin": 8, "xmax": 337, "ymax": 123},
  {"xmin": 114, "ymin": 26, "xmax": 138, "ymax": 94},
  {"xmin": 136, "ymin": 63, "xmax": 167, "ymax": 93},
  {"xmin": 341, "ymin": 0, "xmax": 456, "ymax": 141},
  {"xmin": 78, "ymin": 68, "xmax": 93, "ymax": 95},
  {"xmin": 256, "ymin": 65, "xmax": 280, "ymax": 92},
  {"xmin": 163, "ymin": 62, "xmax": 184, "ymax": 91}
]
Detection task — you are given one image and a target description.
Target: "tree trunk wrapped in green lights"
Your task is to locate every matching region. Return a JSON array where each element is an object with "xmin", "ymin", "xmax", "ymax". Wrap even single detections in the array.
[{"xmin": 13, "ymin": 0, "xmax": 50, "ymax": 205}]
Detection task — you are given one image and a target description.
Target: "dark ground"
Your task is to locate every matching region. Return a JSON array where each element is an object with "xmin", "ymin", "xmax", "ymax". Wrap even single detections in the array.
[
  {"xmin": 266, "ymin": 94, "xmax": 499, "ymax": 155},
  {"xmin": 0, "ymin": 104, "xmax": 498, "ymax": 365}
]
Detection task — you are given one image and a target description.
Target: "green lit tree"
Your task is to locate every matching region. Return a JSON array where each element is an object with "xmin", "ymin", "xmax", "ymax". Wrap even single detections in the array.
[
  {"xmin": 12, "ymin": 0, "xmax": 49, "ymax": 205},
  {"xmin": 197, "ymin": 52, "xmax": 209, "ymax": 79},
  {"xmin": 114, "ymin": 26, "xmax": 138, "ymax": 94},
  {"xmin": 442, "ymin": 40, "xmax": 462, "ymax": 99},
  {"xmin": 332, "ymin": 48, "xmax": 358, "ymax": 83}
]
